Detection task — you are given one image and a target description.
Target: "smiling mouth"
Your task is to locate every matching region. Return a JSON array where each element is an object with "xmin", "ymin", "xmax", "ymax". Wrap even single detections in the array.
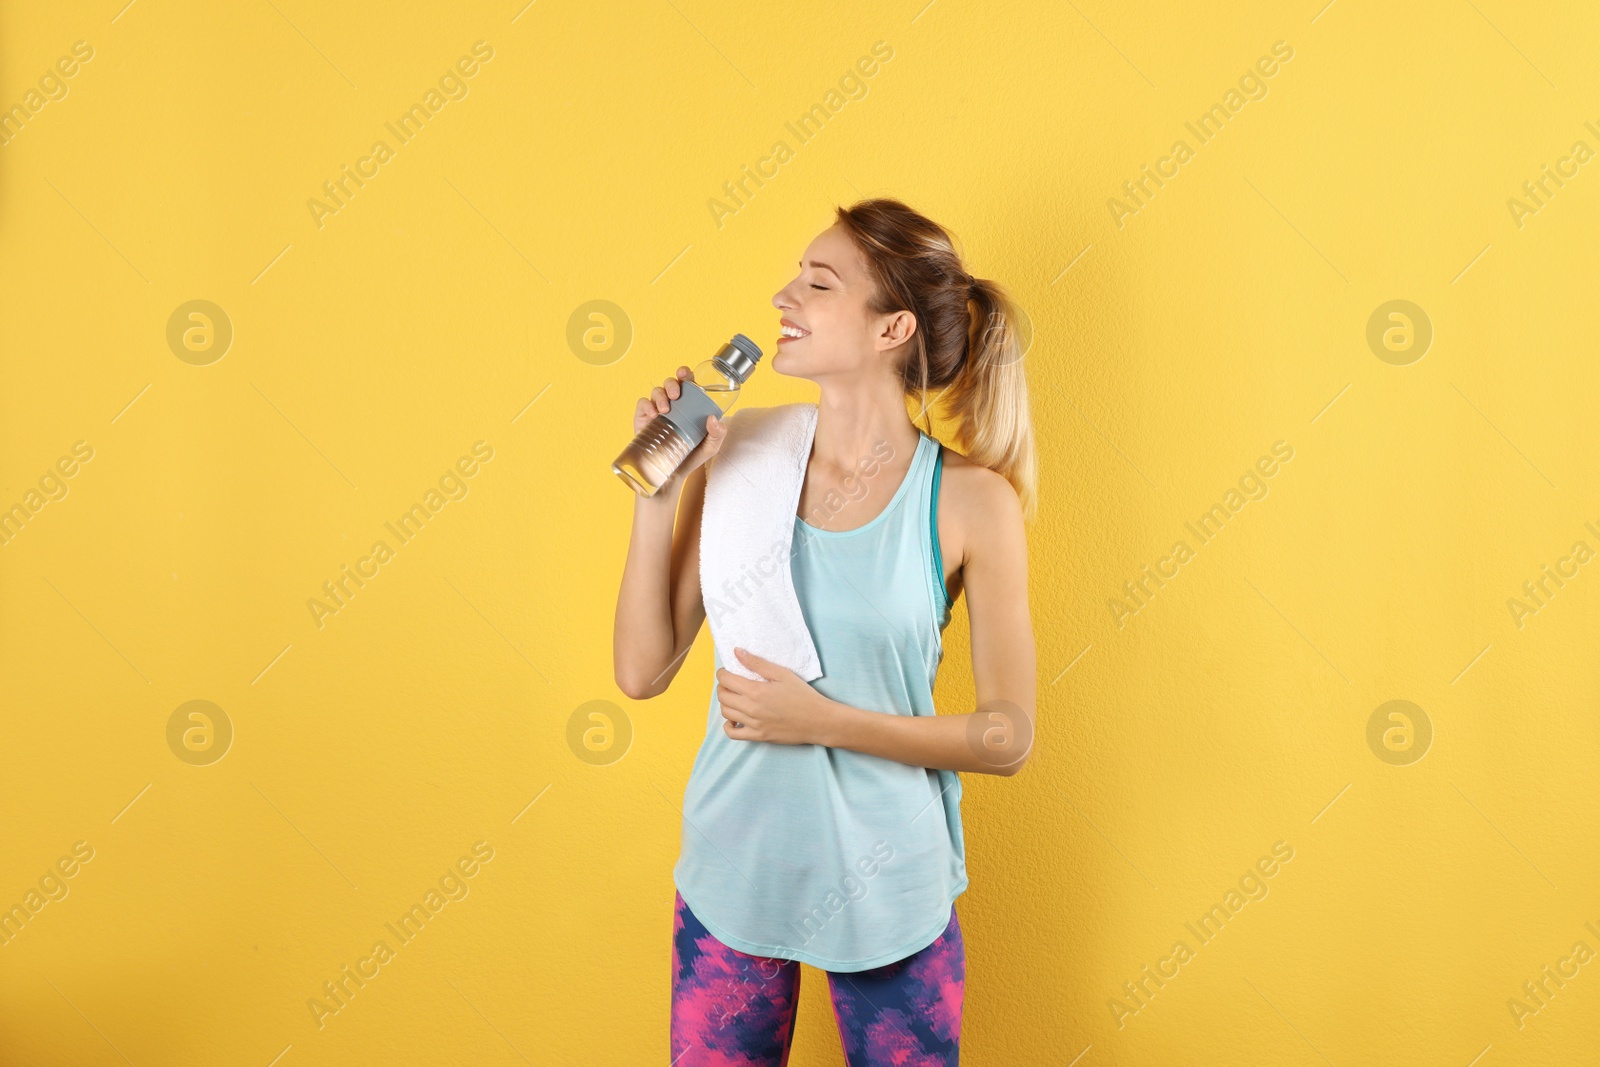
[{"xmin": 778, "ymin": 324, "xmax": 809, "ymax": 343}]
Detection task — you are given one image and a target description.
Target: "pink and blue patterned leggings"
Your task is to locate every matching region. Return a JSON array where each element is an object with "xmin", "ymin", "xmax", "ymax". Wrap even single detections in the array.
[{"xmin": 670, "ymin": 889, "xmax": 965, "ymax": 1066}]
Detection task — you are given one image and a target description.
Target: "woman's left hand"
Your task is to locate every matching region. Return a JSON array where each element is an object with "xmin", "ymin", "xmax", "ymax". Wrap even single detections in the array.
[{"xmin": 717, "ymin": 648, "xmax": 837, "ymax": 745}]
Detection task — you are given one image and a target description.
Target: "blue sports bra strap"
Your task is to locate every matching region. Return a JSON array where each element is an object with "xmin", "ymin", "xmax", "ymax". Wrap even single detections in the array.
[{"xmin": 929, "ymin": 443, "xmax": 951, "ymax": 610}]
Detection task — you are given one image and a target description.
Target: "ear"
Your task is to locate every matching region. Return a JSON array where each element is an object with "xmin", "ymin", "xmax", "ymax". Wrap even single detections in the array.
[{"xmin": 876, "ymin": 309, "xmax": 917, "ymax": 355}]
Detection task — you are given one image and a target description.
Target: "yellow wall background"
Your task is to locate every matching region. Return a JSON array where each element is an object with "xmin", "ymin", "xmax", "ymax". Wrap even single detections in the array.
[{"xmin": 3, "ymin": 1, "xmax": 1597, "ymax": 1064}]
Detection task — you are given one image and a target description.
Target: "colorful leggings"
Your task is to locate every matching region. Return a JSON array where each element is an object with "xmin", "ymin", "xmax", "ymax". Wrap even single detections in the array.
[{"xmin": 670, "ymin": 889, "xmax": 964, "ymax": 1066}]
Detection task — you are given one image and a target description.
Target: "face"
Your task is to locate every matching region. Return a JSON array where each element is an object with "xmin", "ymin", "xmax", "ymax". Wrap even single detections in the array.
[{"xmin": 769, "ymin": 223, "xmax": 915, "ymax": 383}]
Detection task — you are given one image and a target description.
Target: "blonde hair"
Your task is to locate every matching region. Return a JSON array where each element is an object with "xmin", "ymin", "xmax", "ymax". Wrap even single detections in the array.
[{"xmin": 833, "ymin": 199, "xmax": 1038, "ymax": 520}]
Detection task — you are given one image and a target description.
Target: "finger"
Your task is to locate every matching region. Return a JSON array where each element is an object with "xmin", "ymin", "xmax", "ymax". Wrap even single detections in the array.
[
  {"xmin": 679, "ymin": 365, "xmax": 694, "ymax": 381},
  {"xmin": 650, "ymin": 385, "xmax": 669, "ymax": 413},
  {"xmin": 733, "ymin": 647, "xmax": 781, "ymax": 680},
  {"xmin": 715, "ymin": 667, "xmax": 752, "ymax": 696},
  {"xmin": 702, "ymin": 426, "xmax": 724, "ymax": 457},
  {"xmin": 664, "ymin": 376, "xmax": 681, "ymax": 401}
]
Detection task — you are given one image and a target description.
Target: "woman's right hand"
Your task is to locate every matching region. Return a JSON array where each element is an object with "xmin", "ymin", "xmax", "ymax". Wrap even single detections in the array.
[{"xmin": 634, "ymin": 366, "xmax": 728, "ymax": 485}]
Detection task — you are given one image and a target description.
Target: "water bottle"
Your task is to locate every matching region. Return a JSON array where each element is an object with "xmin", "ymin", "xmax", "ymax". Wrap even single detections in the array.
[{"xmin": 612, "ymin": 333, "xmax": 764, "ymax": 496}]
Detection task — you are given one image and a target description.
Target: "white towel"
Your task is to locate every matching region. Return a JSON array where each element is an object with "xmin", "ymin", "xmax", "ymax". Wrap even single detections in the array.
[{"xmin": 699, "ymin": 402, "xmax": 823, "ymax": 682}]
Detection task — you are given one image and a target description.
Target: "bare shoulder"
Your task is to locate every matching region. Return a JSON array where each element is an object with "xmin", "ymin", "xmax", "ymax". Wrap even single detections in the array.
[
  {"xmin": 939, "ymin": 446, "xmax": 1022, "ymax": 518},
  {"xmin": 936, "ymin": 445, "xmax": 1025, "ymax": 566}
]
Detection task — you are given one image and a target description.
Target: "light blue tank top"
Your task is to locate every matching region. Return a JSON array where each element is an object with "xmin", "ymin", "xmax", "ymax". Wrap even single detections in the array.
[{"xmin": 674, "ymin": 429, "xmax": 968, "ymax": 972}]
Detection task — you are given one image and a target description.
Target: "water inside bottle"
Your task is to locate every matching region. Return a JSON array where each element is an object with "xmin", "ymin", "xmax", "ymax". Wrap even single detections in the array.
[{"xmin": 699, "ymin": 380, "xmax": 738, "ymax": 414}]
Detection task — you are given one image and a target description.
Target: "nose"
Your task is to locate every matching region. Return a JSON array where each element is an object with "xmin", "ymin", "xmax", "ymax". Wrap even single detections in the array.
[{"xmin": 773, "ymin": 275, "xmax": 804, "ymax": 310}]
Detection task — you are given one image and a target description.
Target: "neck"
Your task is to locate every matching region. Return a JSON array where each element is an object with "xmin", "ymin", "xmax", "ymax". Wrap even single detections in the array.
[{"xmin": 810, "ymin": 375, "xmax": 921, "ymax": 473}]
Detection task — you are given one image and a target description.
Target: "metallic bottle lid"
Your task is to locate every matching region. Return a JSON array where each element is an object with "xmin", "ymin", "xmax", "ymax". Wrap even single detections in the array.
[{"xmin": 712, "ymin": 333, "xmax": 764, "ymax": 384}]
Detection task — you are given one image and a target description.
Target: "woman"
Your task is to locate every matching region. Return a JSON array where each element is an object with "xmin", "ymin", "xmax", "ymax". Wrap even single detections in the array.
[{"xmin": 614, "ymin": 198, "xmax": 1038, "ymax": 1066}]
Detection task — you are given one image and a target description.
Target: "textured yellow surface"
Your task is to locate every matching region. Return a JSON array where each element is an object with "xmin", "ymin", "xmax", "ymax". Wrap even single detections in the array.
[{"xmin": 2, "ymin": 1, "xmax": 1597, "ymax": 1064}]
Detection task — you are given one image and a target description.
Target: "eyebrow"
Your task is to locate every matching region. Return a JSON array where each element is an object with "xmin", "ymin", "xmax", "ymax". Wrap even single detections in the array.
[{"xmin": 801, "ymin": 260, "xmax": 841, "ymax": 277}]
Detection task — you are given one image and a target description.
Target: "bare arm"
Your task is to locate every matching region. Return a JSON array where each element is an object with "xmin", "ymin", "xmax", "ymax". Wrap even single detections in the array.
[{"xmin": 612, "ymin": 369, "xmax": 725, "ymax": 700}]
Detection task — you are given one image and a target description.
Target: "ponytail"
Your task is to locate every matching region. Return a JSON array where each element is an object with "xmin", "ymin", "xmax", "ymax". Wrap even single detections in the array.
[
  {"xmin": 833, "ymin": 199, "xmax": 1039, "ymax": 521},
  {"xmin": 948, "ymin": 276, "xmax": 1038, "ymax": 520}
]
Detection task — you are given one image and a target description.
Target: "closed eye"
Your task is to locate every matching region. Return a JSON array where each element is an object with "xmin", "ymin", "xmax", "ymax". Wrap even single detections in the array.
[{"xmin": 810, "ymin": 284, "xmax": 828, "ymax": 290}]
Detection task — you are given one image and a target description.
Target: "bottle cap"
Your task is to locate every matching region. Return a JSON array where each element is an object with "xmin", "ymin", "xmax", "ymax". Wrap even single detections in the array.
[{"xmin": 713, "ymin": 333, "xmax": 763, "ymax": 384}]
